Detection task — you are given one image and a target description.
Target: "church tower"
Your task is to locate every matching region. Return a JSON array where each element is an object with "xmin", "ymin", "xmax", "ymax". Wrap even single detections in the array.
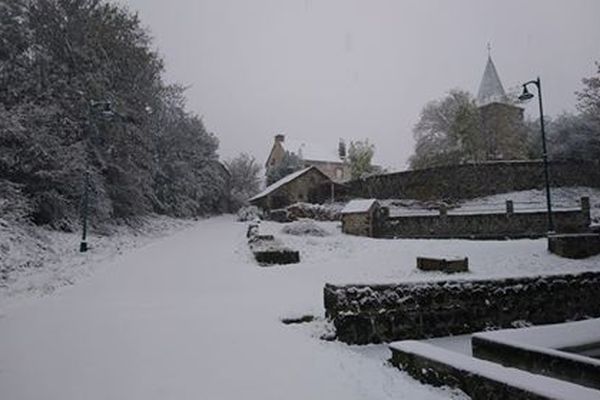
[{"xmin": 476, "ymin": 54, "xmax": 527, "ymax": 160}]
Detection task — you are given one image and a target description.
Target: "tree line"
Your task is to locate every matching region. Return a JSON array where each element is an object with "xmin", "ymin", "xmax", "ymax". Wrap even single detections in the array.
[
  {"xmin": 409, "ymin": 64, "xmax": 600, "ymax": 169},
  {"xmin": 0, "ymin": 0, "xmax": 230, "ymax": 230}
]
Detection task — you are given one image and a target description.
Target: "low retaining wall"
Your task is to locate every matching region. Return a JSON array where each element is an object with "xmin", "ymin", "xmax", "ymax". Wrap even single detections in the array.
[
  {"xmin": 378, "ymin": 206, "xmax": 590, "ymax": 239},
  {"xmin": 324, "ymin": 271, "xmax": 600, "ymax": 344}
]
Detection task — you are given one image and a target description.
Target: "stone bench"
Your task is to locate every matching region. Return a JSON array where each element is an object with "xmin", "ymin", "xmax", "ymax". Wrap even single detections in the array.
[
  {"xmin": 416, "ymin": 256, "xmax": 469, "ymax": 273},
  {"xmin": 246, "ymin": 222, "xmax": 300, "ymax": 266},
  {"xmin": 548, "ymin": 233, "xmax": 600, "ymax": 259}
]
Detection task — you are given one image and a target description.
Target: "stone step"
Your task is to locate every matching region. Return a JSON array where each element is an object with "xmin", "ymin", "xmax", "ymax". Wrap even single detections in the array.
[
  {"xmin": 389, "ymin": 340, "xmax": 600, "ymax": 400},
  {"xmin": 471, "ymin": 319, "xmax": 600, "ymax": 390}
]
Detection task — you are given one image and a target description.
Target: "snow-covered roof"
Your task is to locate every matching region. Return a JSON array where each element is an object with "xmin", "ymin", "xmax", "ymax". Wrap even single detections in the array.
[
  {"xmin": 249, "ymin": 166, "xmax": 317, "ymax": 202},
  {"xmin": 477, "ymin": 56, "xmax": 508, "ymax": 106},
  {"xmin": 282, "ymin": 139, "xmax": 343, "ymax": 163},
  {"xmin": 341, "ymin": 199, "xmax": 379, "ymax": 214}
]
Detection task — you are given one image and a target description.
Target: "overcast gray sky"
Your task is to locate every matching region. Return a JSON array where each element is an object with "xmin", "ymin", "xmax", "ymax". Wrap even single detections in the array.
[{"xmin": 120, "ymin": 0, "xmax": 600, "ymax": 170}]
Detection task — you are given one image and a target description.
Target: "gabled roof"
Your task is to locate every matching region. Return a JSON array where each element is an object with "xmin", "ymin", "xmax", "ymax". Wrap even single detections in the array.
[
  {"xmin": 282, "ymin": 139, "xmax": 343, "ymax": 164},
  {"xmin": 249, "ymin": 166, "xmax": 330, "ymax": 202},
  {"xmin": 341, "ymin": 199, "xmax": 379, "ymax": 214},
  {"xmin": 477, "ymin": 56, "xmax": 508, "ymax": 106}
]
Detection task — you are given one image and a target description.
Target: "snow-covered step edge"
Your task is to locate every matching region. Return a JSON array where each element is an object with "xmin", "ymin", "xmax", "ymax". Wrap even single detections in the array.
[
  {"xmin": 389, "ymin": 340, "xmax": 600, "ymax": 400},
  {"xmin": 471, "ymin": 319, "xmax": 600, "ymax": 390}
]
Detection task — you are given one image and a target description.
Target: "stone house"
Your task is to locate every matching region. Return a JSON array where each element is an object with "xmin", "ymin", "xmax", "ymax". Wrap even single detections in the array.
[
  {"xmin": 249, "ymin": 166, "xmax": 333, "ymax": 210},
  {"xmin": 341, "ymin": 199, "xmax": 380, "ymax": 236},
  {"xmin": 265, "ymin": 134, "xmax": 351, "ymax": 182}
]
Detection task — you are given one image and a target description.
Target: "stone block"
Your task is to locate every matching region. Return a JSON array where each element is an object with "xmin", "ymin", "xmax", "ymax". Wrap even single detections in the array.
[
  {"xmin": 417, "ymin": 256, "xmax": 469, "ymax": 273},
  {"xmin": 252, "ymin": 248, "xmax": 300, "ymax": 266},
  {"xmin": 548, "ymin": 233, "xmax": 600, "ymax": 259}
]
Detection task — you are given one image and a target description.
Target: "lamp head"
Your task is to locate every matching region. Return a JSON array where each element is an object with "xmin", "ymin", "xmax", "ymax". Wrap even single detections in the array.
[{"xmin": 518, "ymin": 85, "xmax": 534, "ymax": 101}]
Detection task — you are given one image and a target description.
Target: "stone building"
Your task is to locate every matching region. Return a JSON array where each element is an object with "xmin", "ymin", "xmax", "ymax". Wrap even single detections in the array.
[
  {"xmin": 265, "ymin": 134, "xmax": 351, "ymax": 182},
  {"xmin": 476, "ymin": 55, "xmax": 528, "ymax": 160},
  {"xmin": 249, "ymin": 166, "xmax": 332, "ymax": 210},
  {"xmin": 340, "ymin": 199, "xmax": 380, "ymax": 237}
]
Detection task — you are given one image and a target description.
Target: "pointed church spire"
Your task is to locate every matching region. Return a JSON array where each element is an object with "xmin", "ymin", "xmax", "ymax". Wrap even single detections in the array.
[{"xmin": 477, "ymin": 53, "xmax": 507, "ymax": 106}]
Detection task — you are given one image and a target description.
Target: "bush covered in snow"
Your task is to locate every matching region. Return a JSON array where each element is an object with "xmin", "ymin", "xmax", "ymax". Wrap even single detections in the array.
[
  {"xmin": 281, "ymin": 219, "xmax": 330, "ymax": 237},
  {"xmin": 0, "ymin": 180, "xmax": 33, "ymax": 223},
  {"xmin": 286, "ymin": 202, "xmax": 343, "ymax": 221},
  {"xmin": 237, "ymin": 205, "xmax": 261, "ymax": 222}
]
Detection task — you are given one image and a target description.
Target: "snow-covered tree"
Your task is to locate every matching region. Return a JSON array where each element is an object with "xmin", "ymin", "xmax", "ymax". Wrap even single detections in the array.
[
  {"xmin": 526, "ymin": 113, "xmax": 600, "ymax": 161},
  {"xmin": 577, "ymin": 61, "xmax": 600, "ymax": 125},
  {"xmin": 0, "ymin": 0, "xmax": 226, "ymax": 228},
  {"xmin": 409, "ymin": 90, "xmax": 483, "ymax": 170},
  {"xmin": 348, "ymin": 140, "xmax": 378, "ymax": 179},
  {"xmin": 266, "ymin": 151, "xmax": 303, "ymax": 186},
  {"xmin": 226, "ymin": 153, "xmax": 261, "ymax": 211}
]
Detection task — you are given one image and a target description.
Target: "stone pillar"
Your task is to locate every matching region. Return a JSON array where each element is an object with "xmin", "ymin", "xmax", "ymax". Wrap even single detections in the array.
[
  {"xmin": 581, "ymin": 196, "xmax": 591, "ymax": 226},
  {"xmin": 506, "ymin": 200, "xmax": 514, "ymax": 216},
  {"xmin": 439, "ymin": 204, "xmax": 447, "ymax": 217}
]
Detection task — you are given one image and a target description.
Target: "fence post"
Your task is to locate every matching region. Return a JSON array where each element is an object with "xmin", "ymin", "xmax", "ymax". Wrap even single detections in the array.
[
  {"xmin": 581, "ymin": 196, "xmax": 591, "ymax": 226},
  {"xmin": 506, "ymin": 200, "xmax": 514, "ymax": 216}
]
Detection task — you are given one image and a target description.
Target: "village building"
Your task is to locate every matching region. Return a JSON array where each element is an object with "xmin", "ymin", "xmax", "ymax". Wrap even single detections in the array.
[
  {"xmin": 249, "ymin": 166, "xmax": 332, "ymax": 210},
  {"xmin": 265, "ymin": 134, "xmax": 351, "ymax": 182},
  {"xmin": 476, "ymin": 54, "xmax": 528, "ymax": 160},
  {"xmin": 340, "ymin": 199, "xmax": 380, "ymax": 237}
]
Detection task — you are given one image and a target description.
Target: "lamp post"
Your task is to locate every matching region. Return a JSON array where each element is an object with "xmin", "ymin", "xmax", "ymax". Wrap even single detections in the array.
[
  {"xmin": 80, "ymin": 99, "xmax": 114, "ymax": 252},
  {"xmin": 518, "ymin": 77, "xmax": 554, "ymax": 233}
]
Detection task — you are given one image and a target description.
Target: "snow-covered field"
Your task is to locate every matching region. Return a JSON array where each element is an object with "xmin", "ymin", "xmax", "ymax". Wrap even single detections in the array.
[{"xmin": 1, "ymin": 213, "xmax": 600, "ymax": 399}]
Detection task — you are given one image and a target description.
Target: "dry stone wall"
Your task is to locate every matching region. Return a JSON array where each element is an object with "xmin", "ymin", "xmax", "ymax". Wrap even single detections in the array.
[{"xmin": 324, "ymin": 271, "xmax": 600, "ymax": 344}]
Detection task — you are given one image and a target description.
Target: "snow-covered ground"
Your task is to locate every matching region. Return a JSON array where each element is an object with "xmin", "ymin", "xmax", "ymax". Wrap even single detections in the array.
[
  {"xmin": 0, "ymin": 215, "xmax": 194, "ymax": 312},
  {"xmin": 2, "ymin": 213, "xmax": 600, "ymax": 399}
]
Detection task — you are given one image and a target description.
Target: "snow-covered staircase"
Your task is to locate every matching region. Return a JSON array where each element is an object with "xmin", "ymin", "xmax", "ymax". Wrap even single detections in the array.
[{"xmin": 389, "ymin": 320, "xmax": 600, "ymax": 400}]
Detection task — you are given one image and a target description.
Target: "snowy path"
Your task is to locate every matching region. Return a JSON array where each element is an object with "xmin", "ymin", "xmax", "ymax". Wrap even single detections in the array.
[{"xmin": 0, "ymin": 216, "xmax": 460, "ymax": 400}]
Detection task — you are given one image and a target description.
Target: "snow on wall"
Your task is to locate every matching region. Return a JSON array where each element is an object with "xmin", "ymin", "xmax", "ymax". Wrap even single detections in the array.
[{"xmin": 324, "ymin": 271, "xmax": 600, "ymax": 345}]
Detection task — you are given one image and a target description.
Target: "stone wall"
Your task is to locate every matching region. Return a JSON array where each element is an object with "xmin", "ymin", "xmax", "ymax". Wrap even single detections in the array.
[
  {"xmin": 342, "ymin": 213, "xmax": 372, "ymax": 236},
  {"xmin": 323, "ymin": 271, "xmax": 600, "ymax": 344},
  {"xmin": 342, "ymin": 160, "xmax": 600, "ymax": 201},
  {"xmin": 376, "ymin": 206, "xmax": 590, "ymax": 239}
]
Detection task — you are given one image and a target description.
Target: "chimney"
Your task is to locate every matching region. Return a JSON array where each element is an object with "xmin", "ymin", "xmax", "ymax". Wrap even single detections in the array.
[{"xmin": 275, "ymin": 134, "xmax": 285, "ymax": 143}]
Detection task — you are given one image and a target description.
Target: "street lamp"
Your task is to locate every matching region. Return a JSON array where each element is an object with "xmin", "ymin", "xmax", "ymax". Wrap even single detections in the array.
[
  {"xmin": 518, "ymin": 77, "xmax": 554, "ymax": 233},
  {"xmin": 80, "ymin": 99, "xmax": 114, "ymax": 252}
]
